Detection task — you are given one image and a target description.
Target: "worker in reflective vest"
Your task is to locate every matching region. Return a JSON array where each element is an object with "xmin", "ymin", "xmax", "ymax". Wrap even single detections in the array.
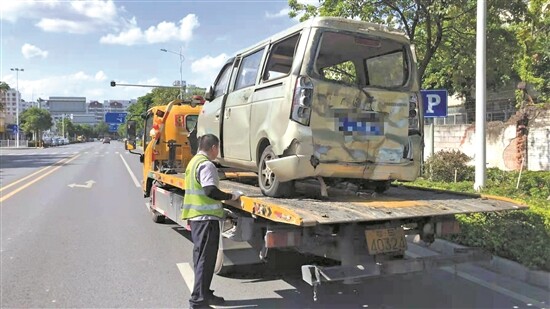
[{"xmin": 182, "ymin": 134, "xmax": 242, "ymax": 309}]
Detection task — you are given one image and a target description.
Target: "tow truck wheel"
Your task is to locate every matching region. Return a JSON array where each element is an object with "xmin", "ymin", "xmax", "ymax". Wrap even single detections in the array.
[
  {"xmin": 374, "ymin": 180, "xmax": 391, "ymax": 193},
  {"xmin": 258, "ymin": 146, "xmax": 294, "ymax": 197},
  {"xmin": 151, "ymin": 210, "xmax": 165, "ymax": 223}
]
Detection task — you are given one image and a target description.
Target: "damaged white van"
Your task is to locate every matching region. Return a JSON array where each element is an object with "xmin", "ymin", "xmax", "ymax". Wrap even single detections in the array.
[{"xmin": 198, "ymin": 17, "xmax": 423, "ymax": 197}]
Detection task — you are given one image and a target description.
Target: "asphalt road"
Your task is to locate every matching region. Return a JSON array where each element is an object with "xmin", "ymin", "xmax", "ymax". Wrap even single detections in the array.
[{"xmin": 1, "ymin": 142, "xmax": 548, "ymax": 308}]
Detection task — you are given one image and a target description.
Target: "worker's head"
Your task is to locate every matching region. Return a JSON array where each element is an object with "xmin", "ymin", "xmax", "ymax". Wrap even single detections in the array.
[{"xmin": 198, "ymin": 134, "xmax": 219, "ymax": 160}]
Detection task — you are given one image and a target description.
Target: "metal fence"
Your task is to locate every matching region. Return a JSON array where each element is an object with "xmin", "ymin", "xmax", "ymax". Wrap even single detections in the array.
[{"xmin": 0, "ymin": 140, "xmax": 29, "ymax": 148}]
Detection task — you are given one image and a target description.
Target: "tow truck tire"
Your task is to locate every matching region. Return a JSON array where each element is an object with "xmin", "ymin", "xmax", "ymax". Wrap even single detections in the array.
[
  {"xmin": 374, "ymin": 180, "xmax": 391, "ymax": 193},
  {"xmin": 151, "ymin": 210, "xmax": 165, "ymax": 223},
  {"xmin": 258, "ymin": 146, "xmax": 294, "ymax": 198}
]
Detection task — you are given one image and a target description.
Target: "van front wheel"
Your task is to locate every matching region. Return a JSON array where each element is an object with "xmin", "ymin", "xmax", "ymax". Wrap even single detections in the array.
[{"xmin": 258, "ymin": 146, "xmax": 294, "ymax": 197}]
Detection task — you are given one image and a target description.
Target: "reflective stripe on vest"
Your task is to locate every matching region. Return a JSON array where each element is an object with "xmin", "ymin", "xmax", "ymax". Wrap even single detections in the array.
[{"xmin": 181, "ymin": 154, "xmax": 224, "ymax": 219}]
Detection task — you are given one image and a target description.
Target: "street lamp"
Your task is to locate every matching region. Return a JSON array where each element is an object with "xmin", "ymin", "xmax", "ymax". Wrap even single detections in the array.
[
  {"xmin": 10, "ymin": 68, "xmax": 24, "ymax": 148},
  {"xmin": 160, "ymin": 47, "xmax": 185, "ymax": 99}
]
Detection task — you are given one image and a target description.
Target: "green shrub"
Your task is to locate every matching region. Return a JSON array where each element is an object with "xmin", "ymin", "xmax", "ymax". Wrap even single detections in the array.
[
  {"xmin": 403, "ymin": 169, "xmax": 550, "ymax": 271},
  {"xmin": 424, "ymin": 150, "xmax": 473, "ymax": 182}
]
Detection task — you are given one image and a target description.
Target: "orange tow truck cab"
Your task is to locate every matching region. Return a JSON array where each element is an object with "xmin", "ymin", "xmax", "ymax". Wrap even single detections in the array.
[{"xmin": 125, "ymin": 96, "xmax": 204, "ymax": 193}]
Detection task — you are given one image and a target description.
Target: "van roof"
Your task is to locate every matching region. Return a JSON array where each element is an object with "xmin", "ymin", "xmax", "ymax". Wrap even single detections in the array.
[{"xmin": 233, "ymin": 16, "xmax": 410, "ymax": 57}]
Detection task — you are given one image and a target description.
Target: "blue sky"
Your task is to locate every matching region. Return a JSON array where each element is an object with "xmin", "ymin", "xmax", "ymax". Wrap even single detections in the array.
[{"xmin": 1, "ymin": 0, "xmax": 311, "ymax": 103}]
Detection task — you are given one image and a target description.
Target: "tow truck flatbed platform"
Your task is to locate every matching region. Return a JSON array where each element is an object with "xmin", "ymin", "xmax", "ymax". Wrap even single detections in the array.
[{"xmin": 149, "ymin": 171, "xmax": 527, "ymax": 227}]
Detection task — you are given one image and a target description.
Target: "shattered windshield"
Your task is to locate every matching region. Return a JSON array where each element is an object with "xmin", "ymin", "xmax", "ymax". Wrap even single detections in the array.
[{"xmin": 314, "ymin": 31, "xmax": 410, "ymax": 89}]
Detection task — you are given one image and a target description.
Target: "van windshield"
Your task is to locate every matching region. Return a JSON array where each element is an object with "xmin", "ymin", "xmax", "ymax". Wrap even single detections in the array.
[{"xmin": 314, "ymin": 31, "xmax": 411, "ymax": 89}]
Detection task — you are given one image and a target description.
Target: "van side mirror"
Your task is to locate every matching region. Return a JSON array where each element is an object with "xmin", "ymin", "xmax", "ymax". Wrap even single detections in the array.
[{"xmin": 204, "ymin": 86, "xmax": 214, "ymax": 101}]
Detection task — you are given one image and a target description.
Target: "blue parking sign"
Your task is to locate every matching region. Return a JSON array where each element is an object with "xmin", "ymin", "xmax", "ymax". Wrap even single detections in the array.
[{"xmin": 421, "ymin": 90, "xmax": 448, "ymax": 118}]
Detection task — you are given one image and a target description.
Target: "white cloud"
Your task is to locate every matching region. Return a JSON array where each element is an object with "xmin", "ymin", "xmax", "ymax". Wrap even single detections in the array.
[
  {"xmin": 70, "ymin": 0, "xmax": 117, "ymax": 20},
  {"xmin": 3, "ymin": 0, "xmax": 120, "ymax": 34},
  {"xmin": 190, "ymin": 53, "xmax": 229, "ymax": 87},
  {"xmin": 36, "ymin": 18, "xmax": 93, "ymax": 34},
  {"xmin": 100, "ymin": 14, "xmax": 199, "ymax": 46},
  {"xmin": 4, "ymin": 71, "xmax": 153, "ymax": 103},
  {"xmin": 265, "ymin": 8, "xmax": 290, "ymax": 19},
  {"xmin": 21, "ymin": 43, "xmax": 49, "ymax": 59},
  {"xmin": 95, "ymin": 71, "xmax": 107, "ymax": 81}
]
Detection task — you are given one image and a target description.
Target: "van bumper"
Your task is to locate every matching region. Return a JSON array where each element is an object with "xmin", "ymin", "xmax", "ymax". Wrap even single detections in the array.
[{"xmin": 265, "ymin": 155, "xmax": 419, "ymax": 182}]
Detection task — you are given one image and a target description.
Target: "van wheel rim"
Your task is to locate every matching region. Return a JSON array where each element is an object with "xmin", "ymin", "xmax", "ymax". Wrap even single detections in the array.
[{"xmin": 261, "ymin": 154, "xmax": 275, "ymax": 188}]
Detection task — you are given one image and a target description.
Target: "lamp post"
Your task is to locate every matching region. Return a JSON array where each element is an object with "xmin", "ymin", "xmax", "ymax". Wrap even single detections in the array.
[
  {"xmin": 10, "ymin": 68, "xmax": 24, "ymax": 148},
  {"xmin": 160, "ymin": 47, "xmax": 185, "ymax": 99}
]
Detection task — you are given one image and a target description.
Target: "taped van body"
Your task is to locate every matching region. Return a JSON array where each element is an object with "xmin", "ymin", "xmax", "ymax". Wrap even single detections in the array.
[{"xmin": 198, "ymin": 17, "xmax": 423, "ymax": 197}]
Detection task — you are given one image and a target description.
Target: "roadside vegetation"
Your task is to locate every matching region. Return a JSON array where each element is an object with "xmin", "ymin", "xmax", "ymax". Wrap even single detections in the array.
[{"xmin": 403, "ymin": 150, "xmax": 550, "ymax": 271}]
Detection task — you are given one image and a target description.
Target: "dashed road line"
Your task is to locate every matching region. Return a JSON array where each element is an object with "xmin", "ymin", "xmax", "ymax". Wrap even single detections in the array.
[
  {"xmin": 176, "ymin": 263, "xmax": 195, "ymax": 292},
  {"xmin": 119, "ymin": 153, "xmax": 141, "ymax": 187}
]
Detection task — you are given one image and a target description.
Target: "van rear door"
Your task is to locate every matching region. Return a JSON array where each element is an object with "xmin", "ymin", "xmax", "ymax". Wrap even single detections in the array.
[{"xmin": 307, "ymin": 30, "xmax": 414, "ymax": 164}]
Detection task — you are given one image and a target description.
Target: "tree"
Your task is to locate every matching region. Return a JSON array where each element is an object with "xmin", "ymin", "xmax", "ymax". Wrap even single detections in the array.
[
  {"xmin": 94, "ymin": 121, "xmax": 110, "ymax": 137},
  {"xmin": 511, "ymin": 0, "xmax": 550, "ymax": 102},
  {"xmin": 19, "ymin": 107, "xmax": 53, "ymax": 142},
  {"xmin": 288, "ymin": 0, "xmax": 537, "ymax": 118},
  {"xmin": 56, "ymin": 117, "xmax": 75, "ymax": 138},
  {"xmin": 0, "ymin": 82, "xmax": 10, "ymax": 112}
]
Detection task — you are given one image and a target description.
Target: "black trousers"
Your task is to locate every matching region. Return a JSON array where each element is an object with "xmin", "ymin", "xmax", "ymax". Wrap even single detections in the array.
[{"xmin": 189, "ymin": 220, "xmax": 220, "ymax": 306}]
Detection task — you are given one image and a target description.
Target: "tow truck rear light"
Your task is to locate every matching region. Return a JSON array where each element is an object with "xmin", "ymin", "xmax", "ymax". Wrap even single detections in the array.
[
  {"xmin": 265, "ymin": 230, "xmax": 302, "ymax": 248},
  {"xmin": 290, "ymin": 76, "xmax": 313, "ymax": 126}
]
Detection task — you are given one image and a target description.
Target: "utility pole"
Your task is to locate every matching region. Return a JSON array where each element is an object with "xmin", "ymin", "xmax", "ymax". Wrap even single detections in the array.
[
  {"xmin": 160, "ymin": 47, "xmax": 185, "ymax": 99},
  {"xmin": 474, "ymin": 0, "xmax": 487, "ymax": 191},
  {"xmin": 10, "ymin": 68, "xmax": 24, "ymax": 148}
]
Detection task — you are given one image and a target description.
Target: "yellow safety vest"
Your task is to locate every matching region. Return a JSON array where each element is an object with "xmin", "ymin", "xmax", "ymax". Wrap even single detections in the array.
[{"xmin": 181, "ymin": 154, "xmax": 224, "ymax": 219}]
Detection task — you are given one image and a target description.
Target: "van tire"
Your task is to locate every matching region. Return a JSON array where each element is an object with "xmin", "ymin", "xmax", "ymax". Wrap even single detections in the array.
[{"xmin": 258, "ymin": 146, "xmax": 294, "ymax": 197}]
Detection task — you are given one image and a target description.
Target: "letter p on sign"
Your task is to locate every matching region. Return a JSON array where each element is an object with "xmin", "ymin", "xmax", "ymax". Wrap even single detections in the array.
[{"xmin": 421, "ymin": 90, "xmax": 448, "ymax": 118}]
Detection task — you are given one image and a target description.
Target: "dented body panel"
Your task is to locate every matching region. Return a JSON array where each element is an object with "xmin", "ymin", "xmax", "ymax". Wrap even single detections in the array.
[{"xmin": 198, "ymin": 17, "xmax": 424, "ymax": 195}]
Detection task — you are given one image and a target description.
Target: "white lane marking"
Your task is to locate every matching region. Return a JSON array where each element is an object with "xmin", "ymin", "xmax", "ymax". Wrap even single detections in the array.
[
  {"xmin": 176, "ymin": 263, "xmax": 195, "ymax": 292},
  {"xmin": 407, "ymin": 252, "xmax": 546, "ymax": 307},
  {"xmin": 105, "ymin": 152, "xmax": 109, "ymax": 154},
  {"xmin": 115, "ymin": 152, "xmax": 120, "ymax": 154},
  {"xmin": 119, "ymin": 153, "xmax": 140, "ymax": 187},
  {"xmin": 62, "ymin": 152, "xmax": 68, "ymax": 154}
]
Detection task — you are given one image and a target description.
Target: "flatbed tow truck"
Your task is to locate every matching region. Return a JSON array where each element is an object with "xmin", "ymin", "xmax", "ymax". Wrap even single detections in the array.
[{"xmin": 125, "ymin": 99, "xmax": 527, "ymax": 300}]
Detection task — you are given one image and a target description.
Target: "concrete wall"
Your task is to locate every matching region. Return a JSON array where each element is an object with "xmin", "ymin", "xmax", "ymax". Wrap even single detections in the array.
[{"xmin": 424, "ymin": 109, "xmax": 550, "ymax": 171}]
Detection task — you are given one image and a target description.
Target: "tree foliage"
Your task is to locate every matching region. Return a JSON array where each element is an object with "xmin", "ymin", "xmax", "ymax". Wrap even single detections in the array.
[
  {"xmin": 288, "ymin": 0, "xmax": 548, "ymax": 104},
  {"xmin": 0, "ymin": 81, "xmax": 10, "ymax": 112},
  {"xmin": 19, "ymin": 107, "xmax": 53, "ymax": 141}
]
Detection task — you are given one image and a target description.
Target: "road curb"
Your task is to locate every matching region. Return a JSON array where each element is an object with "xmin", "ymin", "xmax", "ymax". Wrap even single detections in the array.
[{"xmin": 431, "ymin": 239, "xmax": 550, "ymax": 290}]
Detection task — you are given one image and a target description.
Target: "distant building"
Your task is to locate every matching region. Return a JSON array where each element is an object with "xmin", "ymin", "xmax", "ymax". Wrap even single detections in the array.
[
  {"xmin": 87, "ymin": 101, "xmax": 105, "ymax": 124},
  {"xmin": 2, "ymin": 89, "xmax": 31, "ymax": 118}
]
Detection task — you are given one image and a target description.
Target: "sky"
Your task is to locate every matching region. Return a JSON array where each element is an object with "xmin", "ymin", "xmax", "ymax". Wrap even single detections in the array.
[{"xmin": 1, "ymin": 0, "xmax": 314, "ymax": 103}]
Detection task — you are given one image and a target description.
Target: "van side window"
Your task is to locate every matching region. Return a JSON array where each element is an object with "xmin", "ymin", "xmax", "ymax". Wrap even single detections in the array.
[
  {"xmin": 235, "ymin": 49, "xmax": 263, "ymax": 90},
  {"xmin": 213, "ymin": 64, "xmax": 232, "ymax": 98},
  {"xmin": 263, "ymin": 33, "xmax": 300, "ymax": 81},
  {"xmin": 320, "ymin": 60, "xmax": 358, "ymax": 85}
]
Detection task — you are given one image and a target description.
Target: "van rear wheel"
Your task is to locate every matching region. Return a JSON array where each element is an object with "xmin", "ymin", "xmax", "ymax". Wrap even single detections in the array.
[{"xmin": 258, "ymin": 146, "xmax": 294, "ymax": 197}]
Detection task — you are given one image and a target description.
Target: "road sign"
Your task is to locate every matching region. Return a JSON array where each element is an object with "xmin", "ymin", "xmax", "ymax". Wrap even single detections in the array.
[
  {"xmin": 421, "ymin": 90, "xmax": 448, "ymax": 118},
  {"xmin": 108, "ymin": 123, "xmax": 119, "ymax": 132},
  {"xmin": 105, "ymin": 112, "xmax": 127, "ymax": 124},
  {"xmin": 7, "ymin": 124, "xmax": 18, "ymax": 133}
]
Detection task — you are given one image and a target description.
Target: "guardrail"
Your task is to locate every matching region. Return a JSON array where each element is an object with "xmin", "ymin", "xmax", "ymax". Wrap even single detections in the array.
[{"xmin": 0, "ymin": 140, "xmax": 29, "ymax": 148}]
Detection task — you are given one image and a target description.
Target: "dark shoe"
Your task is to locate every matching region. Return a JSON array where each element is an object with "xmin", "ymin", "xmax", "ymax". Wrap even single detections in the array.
[
  {"xmin": 189, "ymin": 303, "xmax": 210, "ymax": 309},
  {"xmin": 206, "ymin": 294, "xmax": 225, "ymax": 305}
]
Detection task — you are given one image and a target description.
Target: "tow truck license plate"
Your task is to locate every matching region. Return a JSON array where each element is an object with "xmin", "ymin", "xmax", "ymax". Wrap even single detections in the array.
[{"xmin": 365, "ymin": 227, "xmax": 407, "ymax": 255}]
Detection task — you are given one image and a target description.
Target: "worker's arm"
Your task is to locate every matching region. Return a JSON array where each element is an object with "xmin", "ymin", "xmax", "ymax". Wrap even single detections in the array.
[
  {"xmin": 198, "ymin": 161, "xmax": 240, "ymax": 201},
  {"xmin": 203, "ymin": 185, "xmax": 233, "ymax": 201}
]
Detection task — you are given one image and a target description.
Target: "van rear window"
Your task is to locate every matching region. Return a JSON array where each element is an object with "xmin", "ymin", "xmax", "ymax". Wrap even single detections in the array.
[{"xmin": 314, "ymin": 31, "xmax": 410, "ymax": 89}]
